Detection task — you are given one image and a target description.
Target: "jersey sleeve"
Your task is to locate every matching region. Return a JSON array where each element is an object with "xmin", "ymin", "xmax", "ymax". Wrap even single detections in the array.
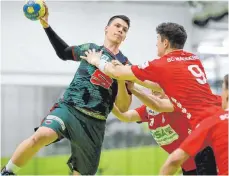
[
  {"xmin": 44, "ymin": 26, "xmax": 74, "ymax": 61},
  {"xmin": 180, "ymin": 123, "xmax": 209, "ymax": 156},
  {"xmin": 131, "ymin": 59, "xmax": 163, "ymax": 84},
  {"xmin": 135, "ymin": 105, "xmax": 149, "ymax": 122}
]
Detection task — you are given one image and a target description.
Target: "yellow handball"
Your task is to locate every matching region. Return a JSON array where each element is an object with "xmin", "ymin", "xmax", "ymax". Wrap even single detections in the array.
[{"xmin": 23, "ymin": 0, "xmax": 45, "ymax": 21}]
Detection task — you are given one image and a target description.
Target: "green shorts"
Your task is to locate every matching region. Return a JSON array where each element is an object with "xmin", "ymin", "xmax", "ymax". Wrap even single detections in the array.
[{"xmin": 40, "ymin": 102, "xmax": 106, "ymax": 175}]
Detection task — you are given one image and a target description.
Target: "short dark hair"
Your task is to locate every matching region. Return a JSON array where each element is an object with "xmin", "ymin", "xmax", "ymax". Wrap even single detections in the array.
[
  {"xmin": 156, "ymin": 22, "xmax": 187, "ymax": 49},
  {"xmin": 224, "ymin": 74, "xmax": 228, "ymax": 89},
  {"xmin": 107, "ymin": 15, "xmax": 130, "ymax": 28}
]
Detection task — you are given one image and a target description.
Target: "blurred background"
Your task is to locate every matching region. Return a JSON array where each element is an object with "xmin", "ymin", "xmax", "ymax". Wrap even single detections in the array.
[{"xmin": 1, "ymin": 1, "xmax": 228, "ymax": 175}]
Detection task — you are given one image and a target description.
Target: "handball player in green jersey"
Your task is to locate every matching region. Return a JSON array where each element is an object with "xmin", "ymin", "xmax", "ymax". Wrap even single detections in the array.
[{"xmin": 1, "ymin": 3, "xmax": 132, "ymax": 175}]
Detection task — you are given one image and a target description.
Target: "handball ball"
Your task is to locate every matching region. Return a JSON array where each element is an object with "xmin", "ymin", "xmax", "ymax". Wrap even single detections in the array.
[{"xmin": 23, "ymin": 0, "xmax": 46, "ymax": 21}]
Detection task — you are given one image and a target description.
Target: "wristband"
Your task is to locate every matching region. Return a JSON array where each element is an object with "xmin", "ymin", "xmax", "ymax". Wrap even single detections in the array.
[{"xmin": 98, "ymin": 59, "xmax": 108, "ymax": 73}]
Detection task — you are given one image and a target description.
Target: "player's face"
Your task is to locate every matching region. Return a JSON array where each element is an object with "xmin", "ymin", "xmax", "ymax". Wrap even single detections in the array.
[
  {"xmin": 105, "ymin": 18, "xmax": 129, "ymax": 44},
  {"xmin": 221, "ymin": 81, "xmax": 228, "ymax": 110},
  {"xmin": 156, "ymin": 34, "xmax": 168, "ymax": 57}
]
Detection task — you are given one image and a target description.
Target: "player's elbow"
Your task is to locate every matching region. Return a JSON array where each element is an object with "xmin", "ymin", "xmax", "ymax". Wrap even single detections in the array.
[
  {"xmin": 57, "ymin": 53, "xmax": 66, "ymax": 61},
  {"xmin": 120, "ymin": 118, "xmax": 131, "ymax": 123},
  {"xmin": 56, "ymin": 47, "xmax": 74, "ymax": 61},
  {"xmin": 116, "ymin": 113, "xmax": 134, "ymax": 123},
  {"xmin": 118, "ymin": 105, "xmax": 129, "ymax": 113},
  {"xmin": 116, "ymin": 116, "xmax": 131, "ymax": 123},
  {"xmin": 54, "ymin": 50, "xmax": 68, "ymax": 61}
]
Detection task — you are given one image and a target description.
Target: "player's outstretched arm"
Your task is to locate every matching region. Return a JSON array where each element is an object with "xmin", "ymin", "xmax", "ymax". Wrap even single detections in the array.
[
  {"xmin": 39, "ymin": 2, "xmax": 75, "ymax": 61},
  {"xmin": 130, "ymin": 85, "xmax": 174, "ymax": 112},
  {"xmin": 81, "ymin": 49, "xmax": 162, "ymax": 91},
  {"xmin": 159, "ymin": 148, "xmax": 189, "ymax": 175},
  {"xmin": 80, "ymin": 49, "xmax": 135, "ymax": 79},
  {"xmin": 112, "ymin": 105, "xmax": 140, "ymax": 122},
  {"xmin": 101, "ymin": 63, "xmax": 162, "ymax": 92},
  {"xmin": 134, "ymin": 79, "xmax": 163, "ymax": 92}
]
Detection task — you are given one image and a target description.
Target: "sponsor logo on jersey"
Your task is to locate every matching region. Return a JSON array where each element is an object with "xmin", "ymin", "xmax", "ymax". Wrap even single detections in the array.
[
  {"xmin": 90, "ymin": 69, "xmax": 113, "ymax": 89},
  {"xmin": 146, "ymin": 107, "xmax": 160, "ymax": 116},
  {"xmin": 167, "ymin": 55, "xmax": 199, "ymax": 62},
  {"xmin": 150, "ymin": 124, "xmax": 179, "ymax": 146}
]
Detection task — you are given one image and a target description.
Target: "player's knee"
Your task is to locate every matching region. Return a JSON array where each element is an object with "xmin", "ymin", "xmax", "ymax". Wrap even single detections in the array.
[{"xmin": 30, "ymin": 127, "xmax": 58, "ymax": 148}]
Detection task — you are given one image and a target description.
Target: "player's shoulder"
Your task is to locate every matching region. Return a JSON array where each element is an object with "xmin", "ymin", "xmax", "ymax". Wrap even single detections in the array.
[
  {"xmin": 117, "ymin": 50, "xmax": 131, "ymax": 65},
  {"xmin": 148, "ymin": 54, "xmax": 168, "ymax": 65},
  {"xmin": 144, "ymin": 57, "xmax": 166, "ymax": 70},
  {"xmin": 79, "ymin": 43, "xmax": 100, "ymax": 50},
  {"xmin": 118, "ymin": 50, "xmax": 128, "ymax": 59}
]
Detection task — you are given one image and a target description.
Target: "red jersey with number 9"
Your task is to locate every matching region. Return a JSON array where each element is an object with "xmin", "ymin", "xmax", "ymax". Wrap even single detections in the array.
[{"xmin": 131, "ymin": 50, "xmax": 221, "ymax": 129}]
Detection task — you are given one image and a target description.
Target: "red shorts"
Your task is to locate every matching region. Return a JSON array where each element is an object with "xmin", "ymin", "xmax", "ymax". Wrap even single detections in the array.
[{"xmin": 180, "ymin": 113, "xmax": 228, "ymax": 175}]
